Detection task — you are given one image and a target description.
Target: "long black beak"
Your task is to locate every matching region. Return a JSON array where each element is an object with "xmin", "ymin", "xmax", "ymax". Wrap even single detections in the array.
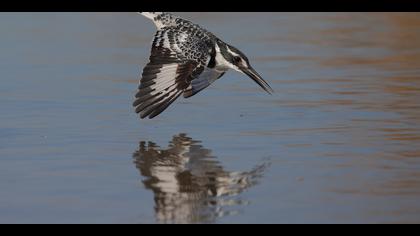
[{"xmin": 242, "ymin": 66, "xmax": 274, "ymax": 94}]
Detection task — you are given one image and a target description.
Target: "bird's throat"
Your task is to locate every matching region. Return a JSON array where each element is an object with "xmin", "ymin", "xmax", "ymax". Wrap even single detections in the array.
[{"xmin": 214, "ymin": 43, "xmax": 234, "ymax": 72}]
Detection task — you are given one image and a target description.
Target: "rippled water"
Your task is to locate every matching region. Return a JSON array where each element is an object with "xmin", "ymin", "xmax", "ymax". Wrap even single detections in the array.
[{"xmin": 1, "ymin": 12, "xmax": 420, "ymax": 223}]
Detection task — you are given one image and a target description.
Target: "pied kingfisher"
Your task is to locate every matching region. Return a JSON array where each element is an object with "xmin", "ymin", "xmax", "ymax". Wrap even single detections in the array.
[{"xmin": 133, "ymin": 12, "xmax": 273, "ymax": 119}]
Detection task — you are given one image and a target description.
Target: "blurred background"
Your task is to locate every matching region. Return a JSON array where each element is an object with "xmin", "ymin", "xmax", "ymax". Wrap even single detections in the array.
[{"xmin": 0, "ymin": 12, "xmax": 420, "ymax": 223}]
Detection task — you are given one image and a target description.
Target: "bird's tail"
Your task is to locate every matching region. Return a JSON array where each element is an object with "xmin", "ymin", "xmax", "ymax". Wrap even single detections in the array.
[
  {"xmin": 138, "ymin": 12, "xmax": 163, "ymax": 20},
  {"xmin": 138, "ymin": 12, "xmax": 177, "ymax": 29}
]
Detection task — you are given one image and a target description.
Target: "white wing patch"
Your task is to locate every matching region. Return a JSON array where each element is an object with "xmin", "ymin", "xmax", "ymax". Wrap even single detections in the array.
[
  {"xmin": 148, "ymin": 64, "xmax": 179, "ymax": 95},
  {"xmin": 134, "ymin": 56, "xmax": 199, "ymax": 119}
]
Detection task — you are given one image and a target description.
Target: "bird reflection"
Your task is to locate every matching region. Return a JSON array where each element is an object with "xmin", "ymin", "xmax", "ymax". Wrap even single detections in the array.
[{"xmin": 133, "ymin": 133, "xmax": 269, "ymax": 224}]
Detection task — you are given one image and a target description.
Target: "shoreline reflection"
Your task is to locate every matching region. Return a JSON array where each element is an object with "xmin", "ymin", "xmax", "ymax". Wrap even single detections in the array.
[{"xmin": 133, "ymin": 133, "xmax": 269, "ymax": 224}]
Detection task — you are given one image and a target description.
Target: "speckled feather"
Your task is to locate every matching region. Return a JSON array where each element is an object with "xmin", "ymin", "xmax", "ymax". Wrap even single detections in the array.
[
  {"xmin": 149, "ymin": 13, "xmax": 216, "ymax": 66},
  {"xmin": 133, "ymin": 12, "xmax": 272, "ymax": 119},
  {"xmin": 134, "ymin": 12, "xmax": 222, "ymax": 119}
]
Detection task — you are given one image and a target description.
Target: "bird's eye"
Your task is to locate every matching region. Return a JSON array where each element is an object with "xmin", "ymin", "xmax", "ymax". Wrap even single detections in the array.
[{"xmin": 233, "ymin": 56, "xmax": 241, "ymax": 63}]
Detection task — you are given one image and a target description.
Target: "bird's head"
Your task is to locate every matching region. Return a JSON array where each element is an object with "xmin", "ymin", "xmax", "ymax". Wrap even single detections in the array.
[{"xmin": 220, "ymin": 43, "xmax": 274, "ymax": 94}]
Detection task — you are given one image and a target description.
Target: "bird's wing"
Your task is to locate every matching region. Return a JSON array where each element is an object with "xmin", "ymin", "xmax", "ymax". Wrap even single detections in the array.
[
  {"xmin": 133, "ymin": 43, "xmax": 200, "ymax": 119},
  {"xmin": 183, "ymin": 69, "xmax": 225, "ymax": 98},
  {"xmin": 134, "ymin": 27, "xmax": 216, "ymax": 119}
]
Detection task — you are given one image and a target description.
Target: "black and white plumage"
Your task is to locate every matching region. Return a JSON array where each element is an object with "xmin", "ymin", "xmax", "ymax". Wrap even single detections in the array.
[
  {"xmin": 133, "ymin": 133, "xmax": 268, "ymax": 223},
  {"xmin": 134, "ymin": 12, "xmax": 273, "ymax": 119}
]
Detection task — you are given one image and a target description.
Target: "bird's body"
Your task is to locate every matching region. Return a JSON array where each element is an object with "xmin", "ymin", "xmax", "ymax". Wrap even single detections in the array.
[{"xmin": 134, "ymin": 12, "xmax": 273, "ymax": 119}]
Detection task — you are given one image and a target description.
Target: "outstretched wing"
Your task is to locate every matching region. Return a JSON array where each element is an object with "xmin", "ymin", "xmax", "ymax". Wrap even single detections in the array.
[
  {"xmin": 134, "ymin": 27, "xmax": 217, "ymax": 119},
  {"xmin": 133, "ymin": 45, "xmax": 200, "ymax": 119}
]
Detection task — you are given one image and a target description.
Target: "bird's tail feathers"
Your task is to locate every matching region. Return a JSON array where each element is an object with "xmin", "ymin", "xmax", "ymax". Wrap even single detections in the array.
[
  {"xmin": 138, "ymin": 12, "xmax": 178, "ymax": 29},
  {"xmin": 138, "ymin": 12, "xmax": 163, "ymax": 20}
]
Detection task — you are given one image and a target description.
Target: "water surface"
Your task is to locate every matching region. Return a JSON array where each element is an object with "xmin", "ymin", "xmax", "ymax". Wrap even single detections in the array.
[{"xmin": 1, "ymin": 13, "xmax": 420, "ymax": 223}]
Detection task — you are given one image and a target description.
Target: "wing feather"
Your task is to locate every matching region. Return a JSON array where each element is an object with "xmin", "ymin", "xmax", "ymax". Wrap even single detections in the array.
[
  {"xmin": 134, "ymin": 28, "xmax": 215, "ymax": 119},
  {"xmin": 183, "ymin": 69, "xmax": 225, "ymax": 98},
  {"xmin": 133, "ymin": 44, "xmax": 200, "ymax": 118}
]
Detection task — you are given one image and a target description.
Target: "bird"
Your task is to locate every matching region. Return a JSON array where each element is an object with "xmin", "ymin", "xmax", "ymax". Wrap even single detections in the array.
[
  {"xmin": 133, "ymin": 12, "xmax": 274, "ymax": 119},
  {"xmin": 133, "ymin": 133, "xmax": 269, "ymax": 223}
]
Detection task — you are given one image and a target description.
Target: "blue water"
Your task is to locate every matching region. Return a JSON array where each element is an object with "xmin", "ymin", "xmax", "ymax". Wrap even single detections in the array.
[{"xmin": 1, "ymin": 12, "xmax": 420, "ymax": 223}]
